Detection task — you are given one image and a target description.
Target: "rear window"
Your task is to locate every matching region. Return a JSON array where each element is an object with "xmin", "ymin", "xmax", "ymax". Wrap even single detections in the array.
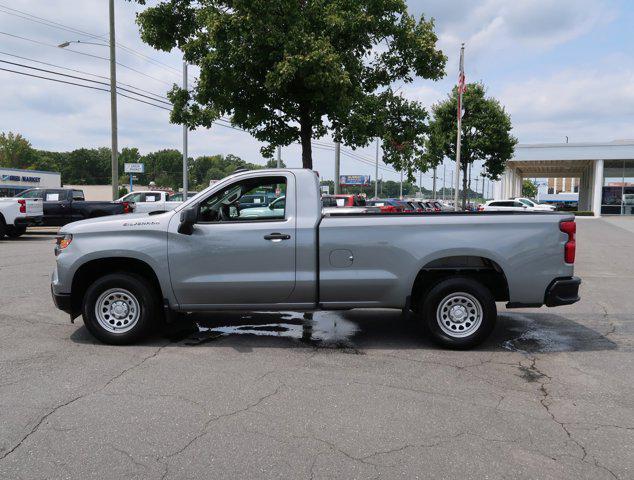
[{"xmin": 16, "ymin": 189, "xmax": 45, "ymax": 199}]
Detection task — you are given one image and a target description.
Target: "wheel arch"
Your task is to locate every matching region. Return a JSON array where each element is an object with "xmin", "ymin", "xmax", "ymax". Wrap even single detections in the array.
[
  {"xmin": 410, "ymin": 254, "xmax": 510, "ymax": 310},
  {"xmin": 70, "ymin": 257, "xmax": 163, "ymax": 316}
]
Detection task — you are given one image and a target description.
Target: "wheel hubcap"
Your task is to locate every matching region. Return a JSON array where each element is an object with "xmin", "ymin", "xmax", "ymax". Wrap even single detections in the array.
[
  {"xmin": 436, "ymin": 292, "xmax": 483, "ymax": 338},
  {"xmin": 95, "ymin": 288, "xmax": 140, "ymax": 334}
]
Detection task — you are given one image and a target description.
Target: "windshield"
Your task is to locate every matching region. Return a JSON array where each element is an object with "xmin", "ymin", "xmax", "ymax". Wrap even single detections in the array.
[{"xmin": 519, "ymin": 198, "xmax": 535, "ymax": 207}]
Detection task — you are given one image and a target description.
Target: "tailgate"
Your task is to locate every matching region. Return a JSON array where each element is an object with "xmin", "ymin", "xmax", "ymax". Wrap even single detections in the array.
[{"xmin": 25, "ymin": 198, "xmax": 43, "ymax": 216}]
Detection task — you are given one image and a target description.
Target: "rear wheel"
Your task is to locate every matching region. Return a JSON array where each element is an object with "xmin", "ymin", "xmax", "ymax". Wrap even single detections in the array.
[
  {"xmin": 0, "ymin": 215, "xmax": 6, "ymax": 238},
  {"xmin": 5, "ymin": 225, "xmax": 26, "ymax": 238},
  {"xmin": 82, "ymin": 273, "xmax": 158, "ymax": 345},
  {"xmin": 419, "ymin": 277, "xmax": 496, "ymax": 349}
]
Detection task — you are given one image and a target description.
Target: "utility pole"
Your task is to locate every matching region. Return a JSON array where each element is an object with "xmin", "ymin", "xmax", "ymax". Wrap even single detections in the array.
[
  {"xmin": 109, "ymin": 0, "xmax": 118, "ymax": 200},
  {"xmin": 374, "ymin": 138, "xmax": 379, "ymax": 198},
  {"xmin": 399, "ymin": 171, "xmax": 403, "ymax": 199},
  {"xmin": 276, "ymin": 145, "xmax": 281, "ymax": 168},
  {"xmin": 419, "ymin": 171, "xmax": 423, "ymax": 197},
  {"xmin": 442, "ymin": 163, "xmax": 446, "ymax": 201},
  {"xmin": 182, "ymin": 61, "xmax": 188, "ymax": 195},
  {"xmin": 432, "ymin": 167, "xmax": 437, "ymax": 200},
  {"xmin": 450, "ymin": 170, "xmax": 454, "ymax": 202},
  {"xmin": 334, "ymin": 142, "xmax": 341, "ymax": 194},
  {"xmin": 453, "ymin": 43, "xmax": 465, "ymax": 211}
]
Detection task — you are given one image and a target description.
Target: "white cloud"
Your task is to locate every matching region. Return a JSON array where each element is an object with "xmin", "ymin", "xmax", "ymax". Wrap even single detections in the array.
[{"xmin": 499, "ymin": 66, "xmax": 634, "ymax": 142}]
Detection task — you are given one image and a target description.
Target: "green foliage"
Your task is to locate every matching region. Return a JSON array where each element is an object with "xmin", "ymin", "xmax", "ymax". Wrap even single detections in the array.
[
  {"xmin": 133, "ymin": 0, "xmax": 446, "ymax": 174},
  {"xmin": 118, "ymin": 186, "xmax": 130, "ymax": 198},
  {"xmin": 522, "ymin": 179, "xmax": 538, "ymax": 198},
  {"xmin": 265, "ymin": 158, "xmax": 286, "ymax": 168},
  {"xmin": 0, "ymin": 131, "xmax": 254, "ymax": 190},
  {"xmin": 0, "ymin": 132, "xmax": 38, "ymax": 168},
  {"xmin": 425, "ymin": 82, "xmax": 517, "ymax": 207}
]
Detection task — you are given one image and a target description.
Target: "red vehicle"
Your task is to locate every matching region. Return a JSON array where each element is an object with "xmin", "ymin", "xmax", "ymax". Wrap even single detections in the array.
[
  {"xmin": 322, "ymin": 194, "xmax": 366, "ymax": 207},
  {"xmin": 365, "ymin": 199, "xmax": 405, "ymax": 213}
]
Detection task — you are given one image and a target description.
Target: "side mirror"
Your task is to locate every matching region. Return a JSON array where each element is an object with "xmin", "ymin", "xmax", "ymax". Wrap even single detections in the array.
[{"xmin": 178, "ymin": 206, "xmax": 198, "ymax": 235}]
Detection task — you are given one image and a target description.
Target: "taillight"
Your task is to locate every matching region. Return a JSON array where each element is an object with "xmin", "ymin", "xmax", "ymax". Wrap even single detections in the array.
[
  {"xmin": 122, "ymin": 201, "xmax": 131, "ymax": 214},
  {"xmin": 477, "ymin": 205, "xmax": 484, "ymax": 212},
  {"xmin": 560, "ymin": 220, "xmax": 576, "ymax": 264},
  {"xmin": 18, "ymin": 199, "xmax": 26, "ymax": 213}
]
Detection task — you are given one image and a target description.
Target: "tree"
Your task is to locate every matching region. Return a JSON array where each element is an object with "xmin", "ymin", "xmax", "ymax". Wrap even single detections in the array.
[
  {"xmin": 522, "ymin": 179, "xmax": 538, "ymax": 199},
  {"xmin": 134, "ymin": 0, "xmax": 446, "ymax": 174},
  {"xmin": 425, "ymin": 83, "xmax": 517, "ymax": 208},
  {"xmin": 189, "ymin": 154, "xmax": 259, "ymax": 189},
  {"xmin": 265, "ymin": 158, "xmax": 286, "ymax": 169},
  {"xmin": 0, "ymin": 132, "xmax": 37, "ymax": 168}
]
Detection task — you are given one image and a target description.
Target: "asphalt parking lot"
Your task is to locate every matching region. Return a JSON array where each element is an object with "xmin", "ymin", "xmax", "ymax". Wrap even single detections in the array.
[{"xmin": 0, "ymin": 218, "xmax": 632, "ymax": 479}]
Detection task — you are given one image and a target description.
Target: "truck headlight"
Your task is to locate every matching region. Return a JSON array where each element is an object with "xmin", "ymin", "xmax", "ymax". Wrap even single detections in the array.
[{"xmin": 55, "ymin": 234, "xmax": 73, "ymax": 256}]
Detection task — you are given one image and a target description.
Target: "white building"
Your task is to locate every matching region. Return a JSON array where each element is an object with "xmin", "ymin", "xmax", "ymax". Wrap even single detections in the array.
[
  {"xmin": 0, "ymin": 167, "xmax": 61, "ymax": 197},
  {"xmin": 494, "ymin": 140, "xmax": 634, "ymax": 216}
]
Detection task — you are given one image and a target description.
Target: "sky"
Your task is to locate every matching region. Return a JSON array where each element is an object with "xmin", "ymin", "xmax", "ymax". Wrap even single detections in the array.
[{"xmin": 0, "ymin": 0, "xmax": 633, "ymax": 189}]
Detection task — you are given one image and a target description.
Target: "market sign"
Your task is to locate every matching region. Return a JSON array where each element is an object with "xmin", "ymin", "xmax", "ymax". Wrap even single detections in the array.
[
  {"xmin": 1, "ymin": 174, "xmax": 41, "ymax": 183},
  {"xmin": 339, "ymin": 175, "xmax": 370, "ymax": 186},
  {"xmin": 124, "ymin": 163, "xmax": 145, "ymax": 174}
]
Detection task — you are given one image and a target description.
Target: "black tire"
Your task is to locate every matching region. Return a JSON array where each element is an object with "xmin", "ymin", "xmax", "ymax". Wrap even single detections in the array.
[
  {"xmin": 5, "ymin": 225, "xmax": 26, "ymax": 238},
  {"xmin": 419, "ymin": 276, "xmax": 496, "ymax": 349},
  {"xmin": 82, "ymin": 273, "xmax": 159, "ymax": 345},
  {"xmin": 0, "ymin": 215, "xmax": 6, "ymax": 238}
]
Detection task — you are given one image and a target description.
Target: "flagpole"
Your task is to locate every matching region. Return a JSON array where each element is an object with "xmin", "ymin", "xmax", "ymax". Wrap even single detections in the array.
[{"xmin": 453, "ymin": 43, "xmax": 465, "ymax": 212}]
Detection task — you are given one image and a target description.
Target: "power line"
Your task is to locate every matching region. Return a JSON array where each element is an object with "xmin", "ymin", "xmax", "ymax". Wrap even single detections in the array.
[
  {"xmin": 0, "ymin": 3, "xmax": 189, "ymax": 84},
  {"xmin": 0, "ymin": 66, "xmax": 171, "ymax": 111},
  {"xmin": 0, "ymin": 59, "xmax": 173, "ymax": 106},
  {"xmin": 0, "ymin": 30, "xmax": 175, "ymax": 87},
  {"xmin": 0, "ymin": 50, "xmax": 168, "ymax": 101}
]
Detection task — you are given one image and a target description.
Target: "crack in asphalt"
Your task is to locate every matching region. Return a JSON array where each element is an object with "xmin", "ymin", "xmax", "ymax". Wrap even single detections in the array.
[
  {"xmin": 525, "ymin": 357, "xmax": 620, "ymax": 480},
  {"xmin": 158, "ymin": 383, "xmax": 283, "ymax": 480},
  {"xmin": 0, "ymin": 342, "xmax": 169, "ymax": 462}
]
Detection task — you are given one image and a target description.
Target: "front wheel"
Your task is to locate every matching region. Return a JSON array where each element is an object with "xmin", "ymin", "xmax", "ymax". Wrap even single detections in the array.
[
  {"xmin": 82, "ymin": 273, "xmax": 159, "ymax": 345},
  {"xmin": 420, "ymin": 277, "xmax": 497, "ymax": 349}
]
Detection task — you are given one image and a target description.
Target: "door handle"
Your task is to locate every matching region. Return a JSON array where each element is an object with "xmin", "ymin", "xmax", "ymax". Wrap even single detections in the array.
[{"xmin": 264, "ymin": 233, "xmax": 291, "ymax": 242}]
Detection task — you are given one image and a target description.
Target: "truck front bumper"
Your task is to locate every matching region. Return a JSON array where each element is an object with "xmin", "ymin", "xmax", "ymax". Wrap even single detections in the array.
[
  {"xmin": 544, "ymin": 276, "xmax": 581, "ymax": 307},
  {"xmin": 51, "ymin": 285, "xmax": 72, "ymax": 315}
]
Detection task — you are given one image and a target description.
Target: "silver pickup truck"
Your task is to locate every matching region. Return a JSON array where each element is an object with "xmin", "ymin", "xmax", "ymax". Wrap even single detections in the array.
[{"xmin": 51, "ymin": 169, "xmax": 580, "ymax": 349}]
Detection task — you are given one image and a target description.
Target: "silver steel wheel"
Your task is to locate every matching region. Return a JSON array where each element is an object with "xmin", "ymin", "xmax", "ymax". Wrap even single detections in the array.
[
  {"xmin": 436, "ymin": 292, "xmax": 483, "ymax": 338},
  {"xmin": 95, "ymin": 288, "xmax": 141, "ymax": 334}
]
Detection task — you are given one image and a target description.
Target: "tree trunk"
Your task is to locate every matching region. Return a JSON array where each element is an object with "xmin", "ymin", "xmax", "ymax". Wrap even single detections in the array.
[
  {"xmin": 461, "ymin": 161, "xmax": 469, "ymax": 210},
  {"xmin": 299, "ymin": 107, "xmax": 313, "ymax": 170}
]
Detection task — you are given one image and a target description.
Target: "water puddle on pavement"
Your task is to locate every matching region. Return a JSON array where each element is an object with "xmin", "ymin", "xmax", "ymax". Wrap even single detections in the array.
[
  {"xmin": 181, "ymin": 311, "xmax": 362, "ymax": 352},
  {"xmin": 502, "ymin": 319, "xmax": 577, "ymax": 354}
]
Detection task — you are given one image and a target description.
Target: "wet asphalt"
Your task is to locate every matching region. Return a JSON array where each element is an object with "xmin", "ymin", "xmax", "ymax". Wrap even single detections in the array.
[{"xmin": 0, "ymin": 218, "xmax": 632, "ymax": 479}]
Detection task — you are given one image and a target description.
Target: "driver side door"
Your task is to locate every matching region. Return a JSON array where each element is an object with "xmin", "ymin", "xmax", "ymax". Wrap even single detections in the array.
[{"xmin": 167, "ymin": 173, "xmax": 296, "ymax": 309}]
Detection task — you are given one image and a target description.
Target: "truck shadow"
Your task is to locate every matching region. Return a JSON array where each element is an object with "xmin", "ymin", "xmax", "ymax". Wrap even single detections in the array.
[
  {"xmin": 155, "ymin": 309, "xmax": 617, "ymax": 353},
  {"xmin": 69, "ymin": 309, "xmax": 617, "ymax": 353}
]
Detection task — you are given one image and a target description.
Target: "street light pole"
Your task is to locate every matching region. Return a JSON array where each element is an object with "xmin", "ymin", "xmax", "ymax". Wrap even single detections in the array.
[
  {"xmin": 182, "ymin": 61, "xmax": 188, "ymax": 195},
  {"xmin": 276, "ymin": 145, "xmax": 281, "ymax": 168},
  {"xmin": 108, "ymin": 0, "xmax": 118, "ymax": 200}
]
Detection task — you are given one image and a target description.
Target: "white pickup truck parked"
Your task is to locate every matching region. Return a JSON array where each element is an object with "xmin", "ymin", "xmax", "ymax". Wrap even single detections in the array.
[
  {"xmin": 117, "ymin": 191, "xmax": 182, "ymax": 214},
  {"xmin": 0, "ymin": 196, "xmax": 43, "ymax": 238}
]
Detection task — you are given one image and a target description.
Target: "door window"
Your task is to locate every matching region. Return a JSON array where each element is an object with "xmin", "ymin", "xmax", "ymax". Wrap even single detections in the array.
[{"xmin": 198, "ymin": 176, "xmax": 287, "ymax": 222}]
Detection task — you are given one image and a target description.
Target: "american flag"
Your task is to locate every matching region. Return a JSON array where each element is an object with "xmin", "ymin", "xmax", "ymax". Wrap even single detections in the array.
[{"xmin": 457, "ymin": 44, "xmax": 466, "ymax": 120}]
